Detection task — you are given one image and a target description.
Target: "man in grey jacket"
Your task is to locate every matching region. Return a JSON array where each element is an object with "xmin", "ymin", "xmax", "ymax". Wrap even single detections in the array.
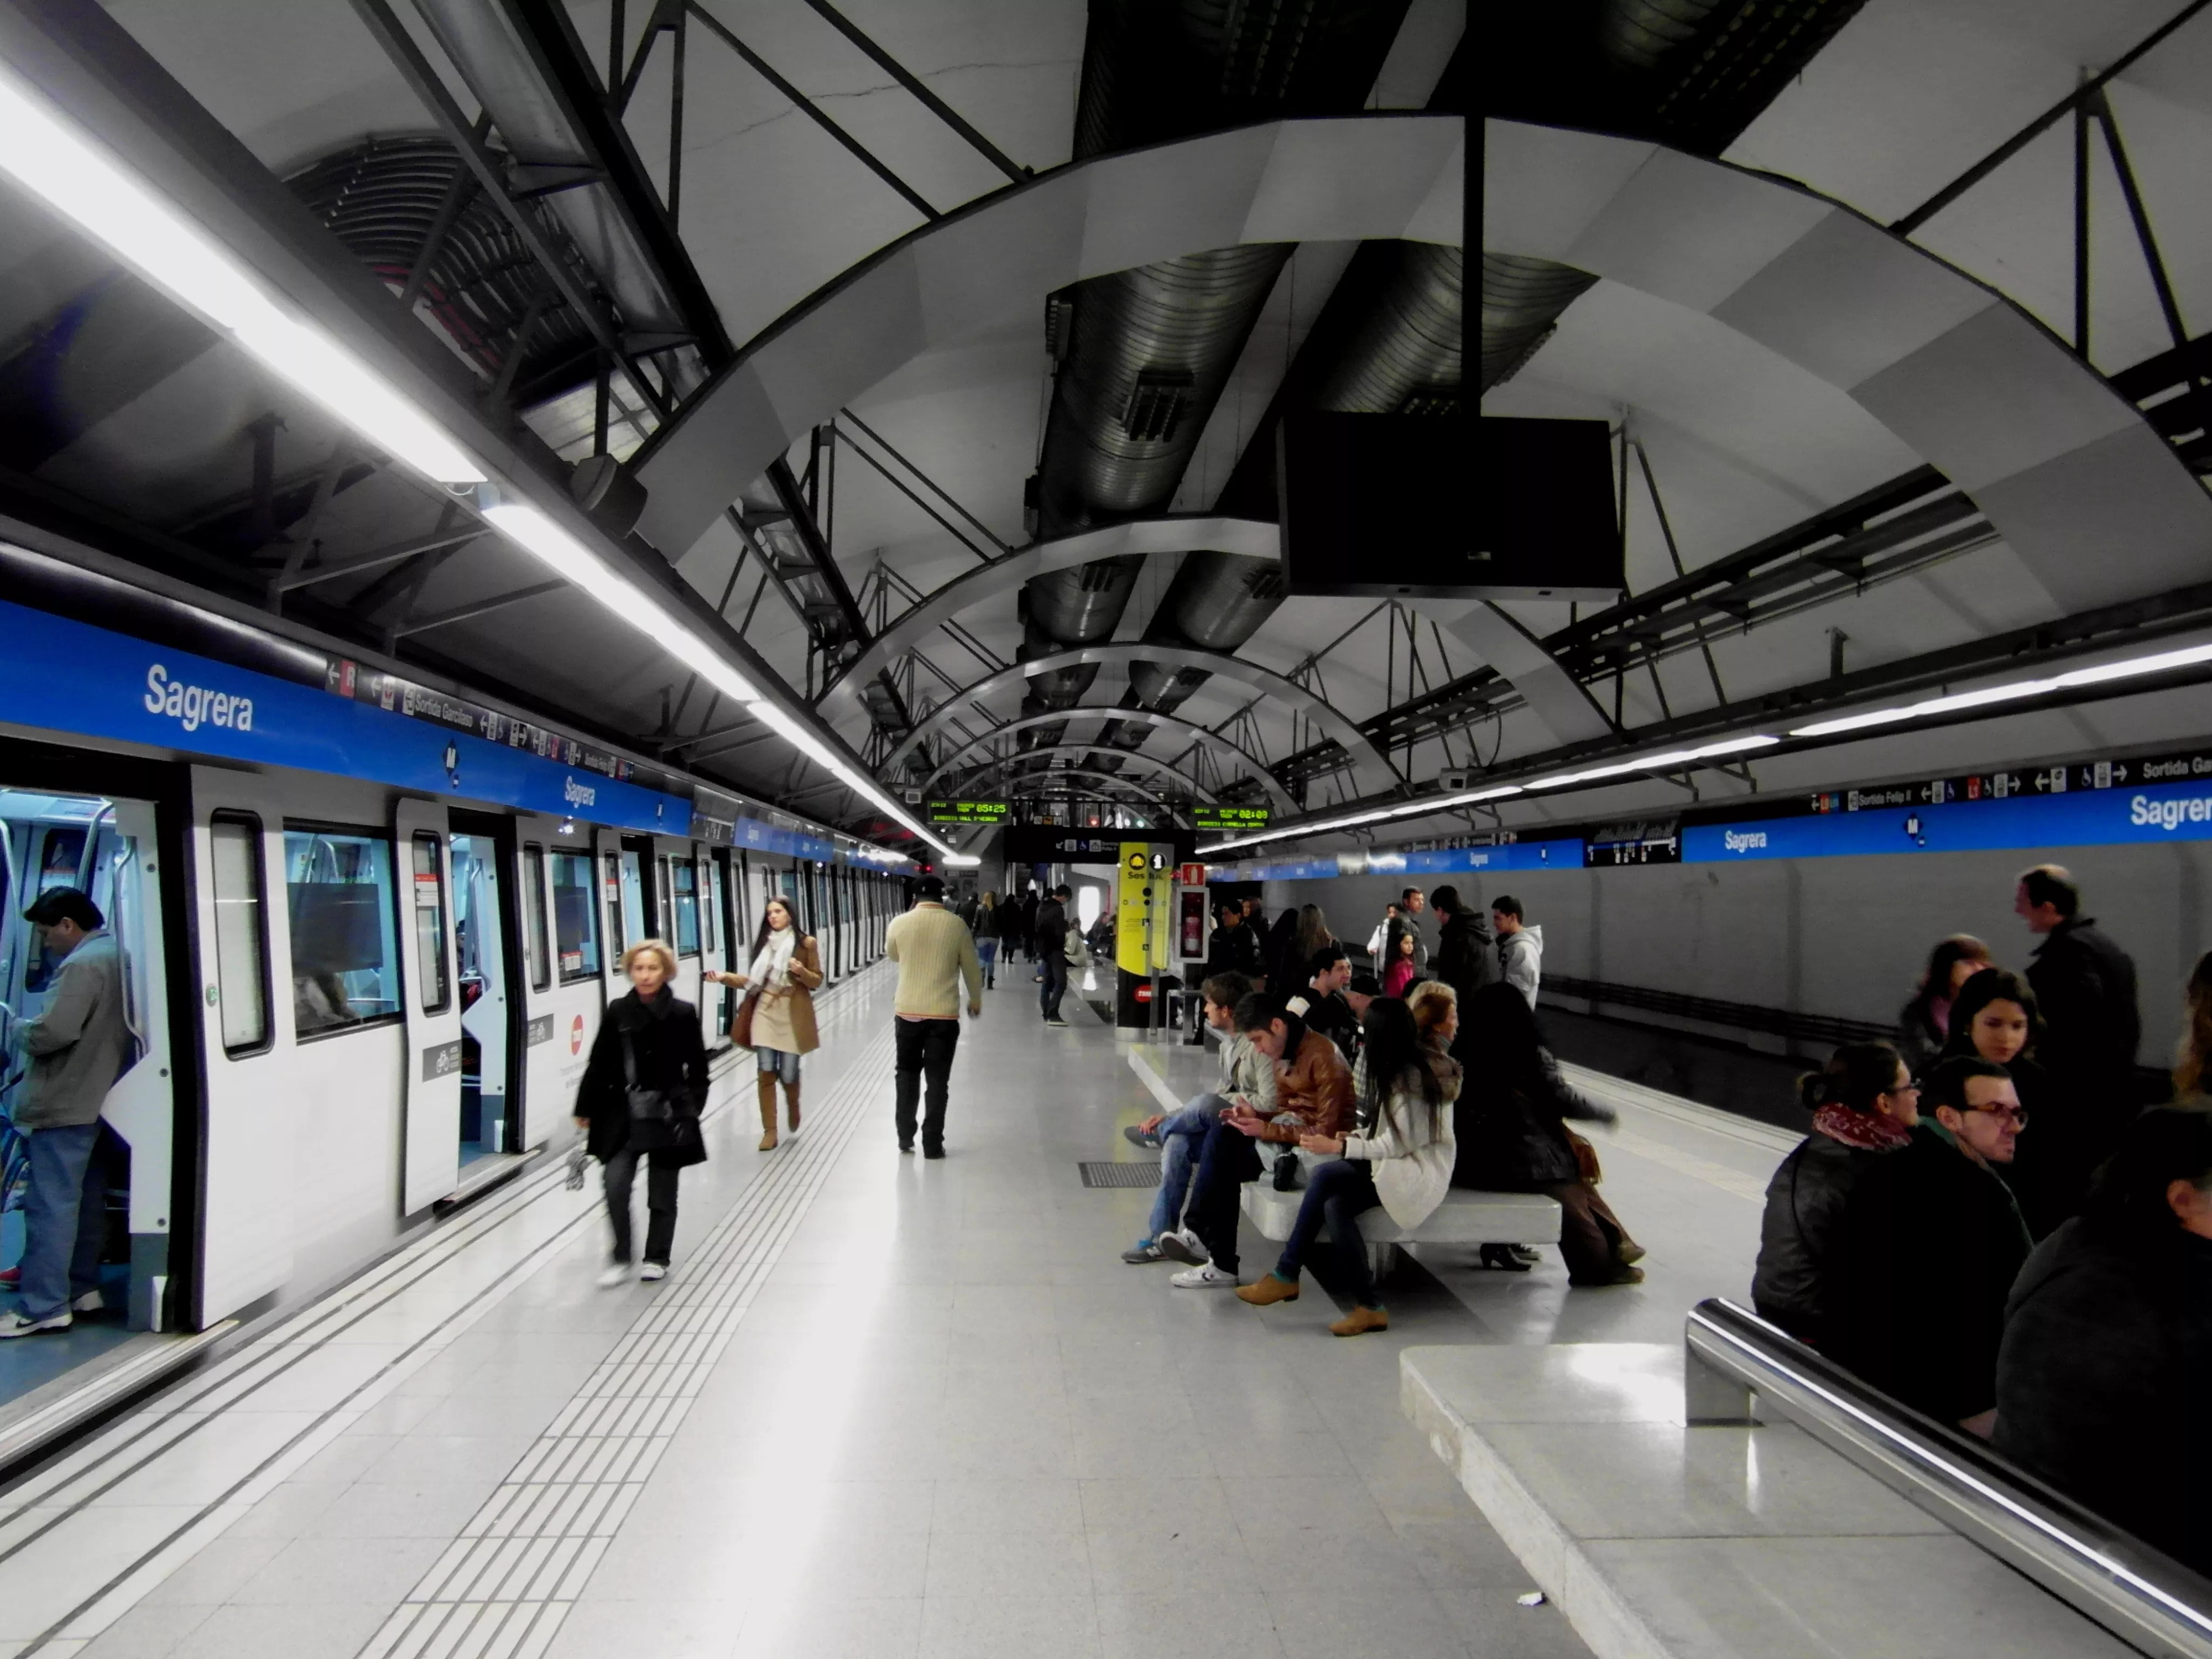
[
  {"xmin": 3, "ymin": 888, "xmax": 131, "ymax": 1337},
  {"xmin": 1494, "ymin": 895, "xmax": 1542, "ymax": 1010}
]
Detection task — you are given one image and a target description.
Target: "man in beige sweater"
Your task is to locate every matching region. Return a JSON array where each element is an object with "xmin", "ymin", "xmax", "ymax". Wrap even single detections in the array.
[{"xmin": 884, "ymin": 876, "xmax": 984, "ymax": 1157}]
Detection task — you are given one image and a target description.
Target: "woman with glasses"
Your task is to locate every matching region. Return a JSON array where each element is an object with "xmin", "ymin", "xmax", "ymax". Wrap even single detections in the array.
[{"xmin": 1753, "ymin": 1042, "xmax": 1923, "ymax": 1379}]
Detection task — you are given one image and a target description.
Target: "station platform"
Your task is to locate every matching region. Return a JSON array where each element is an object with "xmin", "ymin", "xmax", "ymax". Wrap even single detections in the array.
[{"xmin": 0, "ymin": 963, "xmax": 1953, "ymax": 1659}]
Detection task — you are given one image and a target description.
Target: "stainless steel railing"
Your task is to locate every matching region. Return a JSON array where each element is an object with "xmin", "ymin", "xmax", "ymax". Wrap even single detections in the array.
[{"xmin": 1686, "ymin": 1296, "xmax": 2212, "ymax": 1659}]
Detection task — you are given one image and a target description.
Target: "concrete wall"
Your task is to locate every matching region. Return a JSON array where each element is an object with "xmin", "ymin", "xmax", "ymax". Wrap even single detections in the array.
[{"xmin": 1262, "ymin": 838, "xmax": 2212, "ymax": 1068}]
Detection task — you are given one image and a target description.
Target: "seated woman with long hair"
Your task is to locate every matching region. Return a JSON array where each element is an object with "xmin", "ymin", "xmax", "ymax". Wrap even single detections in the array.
[
  {"xmin": 1452, "ymin": 982, "xmax": 1641, "ymax": 1286},
  {"xmin": 1234, "ymin": 995, "xmax": 1457, "ymax": 1335}
]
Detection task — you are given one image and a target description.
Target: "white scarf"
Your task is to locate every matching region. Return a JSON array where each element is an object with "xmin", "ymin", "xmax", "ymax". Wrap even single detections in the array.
[{"xmin": 748, "ymin": 925, "xmax": 797, "ymax": 990}]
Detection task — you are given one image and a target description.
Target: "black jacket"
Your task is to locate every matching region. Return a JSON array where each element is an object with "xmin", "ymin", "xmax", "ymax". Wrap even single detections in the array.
[
  {"xmin": 1889, "ymin": 1129, "xmax": 2033, "ymax": 1423},
  {"xmin": 1296, "ymin": 988, "xmax": 1361, "ymax": 1064},
  {"xmin": 1894, "ymin": 995, "xmax": 1948, "ymax": 1079},
  {"xmin": 1205, "ymin": 921, "xmax": 1263, "ymax": 979},
  {"xmin": 2027, "ymin": 916, "xmax": 2141, "ymax": 1094},
  {"xmin": 1434, "ymin": 910, "xmax": 1497, "ymax": 1005},
  {"xmin": 1752, "ymin": 1132, "xmax": 1913, "ymax": 1369},
  {"xmin": 576, "ymin": 988, "xmax": 709, "ymax": 1167},
  {"xmin": 1929, "ymin": 1045, "xmax": 2071, "ymax": 1239},
  {"xmin": 972, "ymin": 904, "xmax": 1000, "ymax": 941},
  {"xmin": 1996, "ymin": 1218, "xmax": 2212, "ymax": 1573},
  {"xmin": 1034, "ymin": 898, "xmax": 1070, "ymax": 962},
  {"xmin": 1452, "ymin": 1048, "xmax": 1613, "ymax": 1188}
]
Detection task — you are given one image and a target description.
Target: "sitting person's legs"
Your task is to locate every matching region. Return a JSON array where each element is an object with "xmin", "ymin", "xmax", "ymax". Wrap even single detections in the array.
[
  {"xmin": 1180, "ymin": 1116, "xmax": 1261, "ymax": 1276},
  {"xmin": 1246, "ymin": 1160, "xmax": 1380, "ymax": 1300},
  {"xmin": 1144, "ymin": 1095, "xmax": 1225, "ymax": 1244}
]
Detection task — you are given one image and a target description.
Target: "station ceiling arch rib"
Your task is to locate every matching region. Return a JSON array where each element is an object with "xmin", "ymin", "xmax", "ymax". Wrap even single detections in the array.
[
  {"xmin": 1485, "ymin": 117, "xmax": 2212, "ymax": 614},
  {"xmin": 948, "ymin": 747, "xmax": 1219, "ymax": 805},
  {"xmin": 967, "ymin": 768, "xmax": 1177, "ymax": 812},
  {"xmin": 631, "ymin": 114, "xmax": 1463, "ymax": 563},
  {"xmin": 881, "ymin": 642, "xmax": 1402, "ymax": 797},
  {"xmin": 917, "ymin": 708, "xmax": 1294, "ymax": 812},
  {"xmin": 821, "ymin": 515, "xmax": 1278, "ymax": 719}
]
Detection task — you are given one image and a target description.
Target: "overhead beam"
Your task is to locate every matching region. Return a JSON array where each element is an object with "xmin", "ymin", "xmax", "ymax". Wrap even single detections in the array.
[
  {"xmin": 917, "ymin": 706, "xmax": 1293, "ymax": 811},
  {"xmin": 947, "ymin": 745, "xmax": 1219, "ymax": 804}
]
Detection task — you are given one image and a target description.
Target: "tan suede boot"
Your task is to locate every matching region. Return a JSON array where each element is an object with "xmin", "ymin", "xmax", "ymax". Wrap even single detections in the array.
[
  {"xmin": 757, "ymin": 1074, "xmax": 779, "ymax": 1150},
  {"xmin": 782, "ymin": 1077, "xmax": 801, "ymax": 1134},
  {"xmin": 1329, "ymin": 1306, "xmax": 1389, "ymax": 1338}
]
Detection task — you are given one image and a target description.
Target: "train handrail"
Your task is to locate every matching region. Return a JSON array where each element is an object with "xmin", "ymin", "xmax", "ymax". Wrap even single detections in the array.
[{"xmin": 1686, "ymin": 1296, "xmax": 2212, "ymax": 1659}]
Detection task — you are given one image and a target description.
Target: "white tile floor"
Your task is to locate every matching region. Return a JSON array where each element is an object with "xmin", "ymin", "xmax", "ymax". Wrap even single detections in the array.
[{"xmin": 0, "ymin": 958, "xmax": 1811, "ymax": 1659}]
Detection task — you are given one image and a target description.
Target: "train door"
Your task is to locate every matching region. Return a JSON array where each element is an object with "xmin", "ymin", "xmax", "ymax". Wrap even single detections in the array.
[
  {"xmin": 394, "ymin": 800, "xmax": 462, "ymax": 1214},
  {"xmin": 189, "ymin": 767, "xmax": 294, "ymax": 1323},
  {"xmin": 594, "ymin": 827, "xmax": 641, "ymax": 999},
  {"xmin": 448, "ymin": 812, "xmax": 521, "ymax": 1164},
  {"xmin": 708, "ymin": 847, "xmax": 735, "ymax": 1044},
  {"xmin": 527, "ymin": 820, "xmax": 602, "ymax": 1147},
  {"xmin": 0, "ymin": 786, "xmax": 175, "ymax": 1339},
  {"xmin": 657, "ymin": 837, "xmax": 702, "ymax": 1014}
]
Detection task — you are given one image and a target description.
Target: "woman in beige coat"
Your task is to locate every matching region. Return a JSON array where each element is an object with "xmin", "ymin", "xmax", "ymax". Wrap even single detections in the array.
[{"xmin": 712, "ymin": 896, "xmax": 821, "ymax": 1150}]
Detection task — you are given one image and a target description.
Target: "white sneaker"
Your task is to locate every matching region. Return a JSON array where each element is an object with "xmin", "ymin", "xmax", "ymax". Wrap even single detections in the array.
[
  {"xmin": 595, "ymin": 1264, "xmax": 631, "ymax": 1289},
  {"xmin": 639, "ymin": 1262, "xmax": 668, "ymax": 1282},
  {"xmin": 1170, "ymin": 1264, "xmax": 1238, "ymax": 1290},
  {"xmin": 71, "ymin": 1290, "xmax": 103, "ymax": 1314},
  {"xmin": 1156, "ymin": 1228, "xmax": 1206, "ymax": 1266},
  {"xmin": 0, "ymin": 1310, "xmax": 71, "ymax": 1337}
]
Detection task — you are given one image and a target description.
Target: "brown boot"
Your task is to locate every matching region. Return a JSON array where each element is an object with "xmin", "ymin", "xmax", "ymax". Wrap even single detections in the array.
[
  {"xmin": 1235, "ymin": 1273, "xmax": 1300, "ymax": 1306},
  {"xmin": 782, "ymin": 1078, "xmax": 801, "ymax": 1134},
  {"xmin": 757, "ymin": 1074, "xmax": 779, "ymax": 1151},
  {"xmin": 1329, "ymin": 1306, "xmax": 1389, "ymax": 1338}
]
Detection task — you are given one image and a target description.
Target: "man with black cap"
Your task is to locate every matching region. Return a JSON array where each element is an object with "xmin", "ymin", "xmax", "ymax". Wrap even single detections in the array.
[{"xmin": 884, "ymin": 875, "xmax": 984, "ymax": 1157}]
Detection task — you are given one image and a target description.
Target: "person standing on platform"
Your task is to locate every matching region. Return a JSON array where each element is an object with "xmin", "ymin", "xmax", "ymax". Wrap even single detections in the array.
[
  {"xmin": 1387, "ymin": 888, "xmax": 1431, "ymax": 974},
  {"xmin": 1430, "ymin": 886, "xmax": 1496, "ymax": 1066},
  {"xmin": 2017, "ymin": 865, "xmax": 2141, "ymax": 1146},
  {"xmin": 0, "ymin": 889, "xmax": 130, "ymax": 1338},
  {"xmin": 1207, "ymin": 900, "xmax": 1264, "ymax": 979},
  {"xmin": 1287, "ymin": 945, "xmax": 1360, "ymax": 1063},
  {"xmin": 713, "ymin": 895, "xmax": 821, "ymax": 1151},
  {"xmin": 1493, "ymin": 896, "xmax": 1541, "ymax": 1009},
  {"xmin": 1014, "ymin": 889, "xmax": 1039, "ymax": 965},
  {"xmin": 1897, "ymin": 935, "xmax": 1994, "ymax": 1078},
  {"xmin": 575, "ymin": 940, "xmax": 709, "ymax": 1287},
  {"xmin": 972, "ymin": 891, "xmax": 1001, "ymax": 990},
  {"xmin": 884, "ymin": 876, "xmax": 983, "ymax": 1158},
  {"xmin": 1034, "ymin": 883, "xmax": 1073, "ymax": 1027},
  {"xmin": 1383, "ymin": 929, "xmax": 1420, "ymax": 998},
  {"xmin": 1937, "ymin": 968, "xmax": 2064, "ymax": 1234}
]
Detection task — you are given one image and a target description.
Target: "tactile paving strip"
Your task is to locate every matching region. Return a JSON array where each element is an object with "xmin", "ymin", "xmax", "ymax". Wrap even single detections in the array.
[{"xmin": 354, "ymin": 1020, "xmax": 896, "ymax": 1659}]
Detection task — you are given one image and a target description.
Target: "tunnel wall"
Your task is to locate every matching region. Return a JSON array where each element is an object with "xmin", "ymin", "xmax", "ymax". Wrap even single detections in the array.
[{"xmin": 1261, "ymin": 839, "xmax": 2210, "ymax": 1074}]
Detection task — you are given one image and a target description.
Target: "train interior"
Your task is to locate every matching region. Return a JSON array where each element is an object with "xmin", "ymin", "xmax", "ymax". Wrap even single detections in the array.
[{"xmin": 0, "ymin": 784, "xmax": 175, "ymax": 1416}]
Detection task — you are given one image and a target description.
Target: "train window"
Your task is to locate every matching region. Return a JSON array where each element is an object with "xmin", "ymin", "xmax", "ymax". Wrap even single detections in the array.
[
  {"xmin": 655, "ymin": 854, "xmax": 676, "ymax": 942},
  {"xmin": 522, "ymin": 844, "xmax": 551, "ymax": 993},
  {"xmin": 409, "ymin": 833, "xmax": 450, "ymax": 1014},
  {"xmin": 617, "ymin": 849, "xmax": 646, "ymax": 948},
  {"xmin": 697, "ymin": 855, "xmax": 716, "ymax": 954},
  {"xmin": 284, "ymin": 825, "xmax": 401, "ymax": 1039},
  {"xmin": 551, "ymin": 851, "xmax": 599, "ymax": 982},
  {"xmin": 672, "ymin": 859, "xmax": 698, "ymax": 957},
  {"xmin": 24, "ymin": 826, "xmax": 88, "ymax": 994},
  {"xmin": 208, "ymin": 813, "xmax": 270, "ymax": 1055}
]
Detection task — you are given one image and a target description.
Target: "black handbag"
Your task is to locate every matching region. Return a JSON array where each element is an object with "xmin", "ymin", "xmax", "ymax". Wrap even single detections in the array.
[{"xmin": 619, "ymin": 1024, "xmax": 673, "ymax": 1125}]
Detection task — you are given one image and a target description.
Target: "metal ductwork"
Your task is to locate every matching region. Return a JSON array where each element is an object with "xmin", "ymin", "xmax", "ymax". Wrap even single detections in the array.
[
  {"xmin": 290, "ymin": 138, "xmax": 601, "ymax": 409},
  {"xmin": 999, "ymin": 0, "xmax": 1413, "ymax": 787},
  {"xmin": 409, "ymin": 0, "xmax": 714, "ymax": 401},
  {"xmin": 1480, "ymin": 253, "xmax": 1597, "ymax": 393}
]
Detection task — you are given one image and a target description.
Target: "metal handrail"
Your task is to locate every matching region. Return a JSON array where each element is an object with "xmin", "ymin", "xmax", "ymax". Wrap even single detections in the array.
[{"xmin": 1687, "ymin": 1297, "xmax": 2212, "ymax": 1659}]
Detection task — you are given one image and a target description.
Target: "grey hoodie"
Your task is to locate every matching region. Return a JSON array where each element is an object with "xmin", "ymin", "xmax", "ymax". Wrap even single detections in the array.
[{"xmin": 1499, "ymin": 924, "xmax": 1543, "ymax": 1010}]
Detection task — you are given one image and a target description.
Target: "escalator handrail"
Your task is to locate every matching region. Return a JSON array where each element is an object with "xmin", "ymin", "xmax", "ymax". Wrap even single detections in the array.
[{"xmin": 1687, "ymin": 1296, "xmax": 2212, "ymax": 1659}]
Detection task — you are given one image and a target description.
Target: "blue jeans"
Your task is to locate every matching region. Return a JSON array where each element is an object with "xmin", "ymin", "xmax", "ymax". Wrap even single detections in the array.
[
  {"xmin": 1039, "ymin": 954, "xmax": 1068, "ymax": 1020},
  {"xmin": 1146, "ymin": 1094, "xmax": 1227, "ymax": 1241},
  {"xmin": 21, "ymin": 1121, "xmax": 107, "ymax": 1321},
  {"xmin": 977, "ymin": 938, "xmax": 998, "ymax": 985},
  {"xmin": 1275, "ymin": 1158, "xmax": 1384, "ymax": 1307}
]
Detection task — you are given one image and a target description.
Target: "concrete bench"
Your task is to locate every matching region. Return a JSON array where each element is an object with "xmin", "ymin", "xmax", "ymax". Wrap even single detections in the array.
[{"xmin": 1239, "ymin": 1183, "xmax": 1562, "ymax": 1277}]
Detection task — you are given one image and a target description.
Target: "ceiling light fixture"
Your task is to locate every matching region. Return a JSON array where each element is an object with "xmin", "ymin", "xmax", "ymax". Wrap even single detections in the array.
[
  {"xmin": 0, "ymin": 64, "xmax": 483, "ymax": 486},
  {"xmin": 1791, "ymin": 641, "xmax": 2212, "ymax": 739}
]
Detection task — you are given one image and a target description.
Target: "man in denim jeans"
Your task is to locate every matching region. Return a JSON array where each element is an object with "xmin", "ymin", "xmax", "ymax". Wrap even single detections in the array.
[
  {"xmin": 1, "ymin": 888, "xmax": 131, "ymax": 1338},
  {"xmin": 1117, "ymin": 973, "xmax": 1274, "ymax": 1264}
]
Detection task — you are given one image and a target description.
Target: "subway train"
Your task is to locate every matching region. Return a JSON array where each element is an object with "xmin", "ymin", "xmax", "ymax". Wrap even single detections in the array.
[{"xmin": 0, "ymin": 546, "xmax": 912, "ymax": 1420}]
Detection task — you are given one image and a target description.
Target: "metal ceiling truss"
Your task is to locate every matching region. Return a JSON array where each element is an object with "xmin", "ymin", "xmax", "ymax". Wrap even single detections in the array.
[
  {"xmin": 948, "ymin": 747, "xmax": 1217, "ymax": 805},
  {"xmin": 1252, "ymin": 566, "xmax": 2212, "ymax": 847},
  {"xmin": 917, "ymin": 708, "xmax": 1294, "ymax": 810}
]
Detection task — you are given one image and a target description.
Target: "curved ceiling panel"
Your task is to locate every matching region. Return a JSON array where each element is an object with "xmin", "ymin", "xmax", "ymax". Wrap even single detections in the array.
[
  {"xmin": 918, "ymin": 706, "xmax": 1295, "ymax": 811},
  {"xmin": 633, "ymin": 115, "xmax": 1464, "ymax": 563},
  {"xmin": 1485, "ymin": 118, "xmax": 2212, "ymax": 613},
  {"xmin": 949, "ymin": 745, "xmax": 1220, "ymax": 804},
  {"xmin": 879, "ymin": 641, "xmax": 1402, "ymax": 796}
]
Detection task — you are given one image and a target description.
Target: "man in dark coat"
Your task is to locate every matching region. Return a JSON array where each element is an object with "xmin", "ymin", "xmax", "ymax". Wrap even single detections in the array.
[
  {"xmin": 1429, "ymin": 885, "xmax": 1496, "ymax": 1065},
  {"xmin": 1205, "ymin": 901, "xmax": 1264, "ymax": 980},
  {"xmin": 2017, "ymin": 864, "xmax": 2141, "ymax": 1171},
  {"xmin": 1034, "ymin": 884, "xmax": 1072, "ymax": 1026}
]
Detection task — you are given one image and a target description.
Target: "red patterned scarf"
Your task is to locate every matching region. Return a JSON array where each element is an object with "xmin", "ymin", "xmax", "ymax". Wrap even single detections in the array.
[{"xmin": 1812, "ymin": 1101, "xmax": 1914, "ymax": 1153}]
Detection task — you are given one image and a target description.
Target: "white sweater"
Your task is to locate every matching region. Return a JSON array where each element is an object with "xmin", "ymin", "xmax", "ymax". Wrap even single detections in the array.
[{"xmin": 1342, "ymin": 1064, "xmax": 1456, "ymax": 1230}]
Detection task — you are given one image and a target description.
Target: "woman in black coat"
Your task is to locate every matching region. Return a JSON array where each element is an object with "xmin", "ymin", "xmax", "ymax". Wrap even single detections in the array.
[
  {"xmin": 1996, "ymin": 1105, "xmax": 2212, "ymax": 1574},
  {"xmin": 1939, "ymin": 967, "xmax": 2068, "ymax": 1237},
  {"xmin": 1452, "ymin": 982, "xmax": 1640, "ymax": 1286},
  {"xmin": 575, "ymin": 939, "xmax": 709, "ymax": 1286}
]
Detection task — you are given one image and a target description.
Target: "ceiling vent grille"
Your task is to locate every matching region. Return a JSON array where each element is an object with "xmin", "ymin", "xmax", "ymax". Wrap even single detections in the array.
[
  {"xmin": 1397, "ymin": 384, "xmax": 1463, "ymax": 417},
  {"xmin": 1045, "ymin": 291, "xmax": 1076, "ymax": 362},
  {"xmin": 1122, "ymin": 369, "xmax": 1195, "ymax": 442}
]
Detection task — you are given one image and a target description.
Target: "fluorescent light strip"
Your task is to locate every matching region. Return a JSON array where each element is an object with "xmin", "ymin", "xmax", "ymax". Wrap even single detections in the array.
[
  {"xmin": 0, "ymin": 65, "xmax": 482, "ymax": 486},
  {"xmin": 1202, "ymin": 737, "xmax": 1778, "ymax": 855},
  {"xmin": 1790, "ymin": 641, "xmax": 2212, "ymax": 740}
]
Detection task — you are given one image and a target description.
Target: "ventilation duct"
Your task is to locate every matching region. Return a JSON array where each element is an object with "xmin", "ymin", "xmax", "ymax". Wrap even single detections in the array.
[{"xmin": 1480, "ymin": 254, "xmax": 1598, "ymax": 393}]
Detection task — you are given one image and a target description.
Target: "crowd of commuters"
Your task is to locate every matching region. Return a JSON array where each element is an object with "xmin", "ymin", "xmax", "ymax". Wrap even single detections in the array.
[{"xmin": 1749, "ymin": 862, "xmax": 2212, "ymax": 1569}]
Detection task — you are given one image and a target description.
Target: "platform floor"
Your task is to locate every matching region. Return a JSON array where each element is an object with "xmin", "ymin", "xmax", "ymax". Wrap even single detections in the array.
[{"xmin": 0, "ymin": 964, "xmax": 1806, "ymax": 1658}]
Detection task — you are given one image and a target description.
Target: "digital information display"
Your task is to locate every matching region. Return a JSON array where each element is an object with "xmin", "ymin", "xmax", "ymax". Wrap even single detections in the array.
[
  {"xmin": 1193, "ymin": 805, "xmax": 1271, "ymax": 831},
  {"xmin": 927, "ymin": 800, "xmax": 1011, "ymax": 825}
]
